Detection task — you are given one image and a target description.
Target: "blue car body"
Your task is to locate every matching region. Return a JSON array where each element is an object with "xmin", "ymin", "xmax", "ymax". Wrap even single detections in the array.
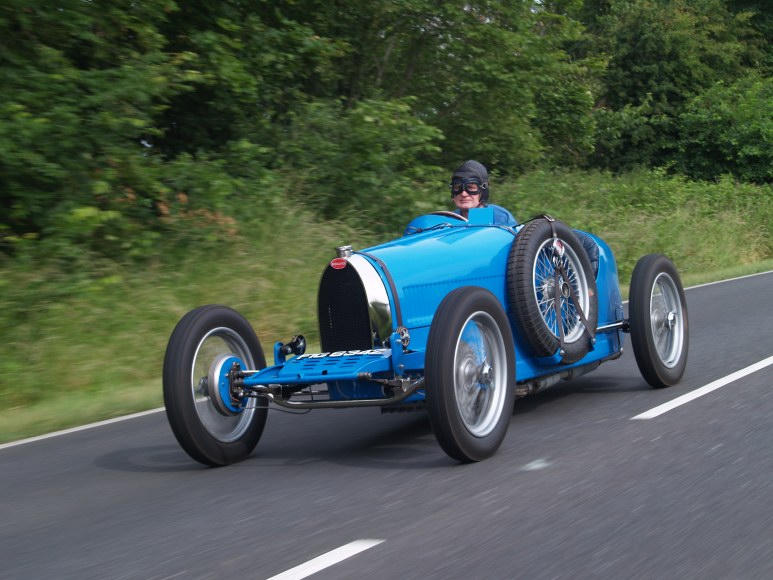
[
  {"xmin": 241, "ymin": 207, "xmax": 624, "ymax": 404},
  {"xmin": 165, "ymin": 205, "xmax": 687, "ymax": 465}
]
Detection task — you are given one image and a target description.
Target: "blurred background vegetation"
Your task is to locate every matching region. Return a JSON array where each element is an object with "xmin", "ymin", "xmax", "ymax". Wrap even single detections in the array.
[{"xmin": 1, "ymin": 0, "xmax": 772, "ymax": 441}]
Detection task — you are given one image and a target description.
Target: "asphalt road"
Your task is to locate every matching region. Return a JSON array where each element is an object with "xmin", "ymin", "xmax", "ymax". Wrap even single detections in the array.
[{"xmin": 2, "ymin": 272, "xmax": 772, "ymax": 580}]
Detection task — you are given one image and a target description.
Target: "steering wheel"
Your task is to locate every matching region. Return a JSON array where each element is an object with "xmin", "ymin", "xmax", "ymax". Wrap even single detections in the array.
[{"xmin": 430, "ymin": 211, "xmax": 468, "ymax": 222}]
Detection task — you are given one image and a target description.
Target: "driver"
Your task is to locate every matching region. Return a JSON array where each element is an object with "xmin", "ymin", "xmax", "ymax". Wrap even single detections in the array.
[{"xmin": 450, "ymin": 160, "xmax": 517, "ymax": 226}]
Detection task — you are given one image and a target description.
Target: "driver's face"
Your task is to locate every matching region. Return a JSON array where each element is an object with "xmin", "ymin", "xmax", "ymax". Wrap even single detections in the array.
[{"xmin": 453, "ymin": 190, "xmax": 481, "ymax": 212}]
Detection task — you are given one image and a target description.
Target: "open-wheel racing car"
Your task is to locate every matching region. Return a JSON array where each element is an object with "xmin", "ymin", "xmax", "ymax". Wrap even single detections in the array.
[{"xmin": 163, "ymin": 209, "xmax": 688, "ymax": 466}]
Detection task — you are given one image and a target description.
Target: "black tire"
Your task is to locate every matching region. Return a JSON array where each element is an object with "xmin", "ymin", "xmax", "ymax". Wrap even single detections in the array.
[
  {"xmin": 629, "ymin": 254, "xmax": 689, "ymax": 388},
  {"xmin": 426, "ymin": 287, "xmax": 516, "ymax": 462},
  {"xmin": 507, "ymin": 218, "xmax": 598, "ymax": 364},
  {"xmin": 163, "ymin": 305, "xmax": 268, "ymax": 466}
]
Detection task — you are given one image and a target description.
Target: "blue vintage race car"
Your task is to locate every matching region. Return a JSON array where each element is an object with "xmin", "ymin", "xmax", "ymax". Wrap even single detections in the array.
[{"xmin": 163, "ymin": 209, "xmax": 688, "ymax": 466}]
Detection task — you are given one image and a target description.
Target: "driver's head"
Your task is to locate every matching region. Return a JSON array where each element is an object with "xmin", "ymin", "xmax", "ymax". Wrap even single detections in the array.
[{"xmin": 450, "ymin": 160, "xmax": 489, "ymax": 204}]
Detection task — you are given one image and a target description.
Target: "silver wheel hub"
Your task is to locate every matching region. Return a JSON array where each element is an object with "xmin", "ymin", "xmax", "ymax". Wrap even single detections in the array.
[
  {"xmin": 650, "ymin": 274, "xmax": 684, "ymax": 368},
  {"xmin": 478, "ymin": 362, "xmax": 494, "ymax": 386},
  {"xmin": 190, "ymin": 327, "xmax": 259, "ymax": 442},
  {"xmin": 453, "ymin": 312, "xmax": 508, "ymax": 437}
]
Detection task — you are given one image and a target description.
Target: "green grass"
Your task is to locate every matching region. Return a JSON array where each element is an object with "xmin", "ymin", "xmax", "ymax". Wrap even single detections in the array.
[
  {"xmin": 678, "ymin": 259, "xmax": 773, "ymax": 288},
  {"xmin": 1, "ymin": 168, "xmax": 771, "ymax": 443}
]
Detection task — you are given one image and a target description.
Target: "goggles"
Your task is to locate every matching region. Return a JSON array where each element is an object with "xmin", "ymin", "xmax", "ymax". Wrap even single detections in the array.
[{"xmin": 450, "ymin": 178, "xmax": 484, "ymax": 196}]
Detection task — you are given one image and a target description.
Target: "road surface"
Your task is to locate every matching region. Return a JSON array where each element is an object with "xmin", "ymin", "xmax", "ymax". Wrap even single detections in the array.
[{"xmin": 1, "ymin": 272, "xmax": 772, "ymax": 579}]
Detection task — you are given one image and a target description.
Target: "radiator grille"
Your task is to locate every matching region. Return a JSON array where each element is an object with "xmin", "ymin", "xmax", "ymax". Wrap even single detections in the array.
[{"xmin": 318, "ymin": 264, "xmax": 373, "ymax": 352}]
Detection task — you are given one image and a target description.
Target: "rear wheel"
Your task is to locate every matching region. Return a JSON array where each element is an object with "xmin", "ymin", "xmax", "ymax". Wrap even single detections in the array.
[
  {"xmin": 163, "ymin": 305, "xmax": 268, "ymax": 466},
  {"xmin": 629, "ymin": 255, "xmax": 689, "ymax": 388},
  {"xmin": 426, "ymin": 287, "xmax": 515, "ymax": 462}
]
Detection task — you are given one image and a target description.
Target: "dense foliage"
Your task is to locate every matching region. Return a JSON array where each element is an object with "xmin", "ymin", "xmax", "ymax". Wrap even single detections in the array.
[{"xmin": 3, "ymin": 0, "xmax": 772, "ymax": 262}]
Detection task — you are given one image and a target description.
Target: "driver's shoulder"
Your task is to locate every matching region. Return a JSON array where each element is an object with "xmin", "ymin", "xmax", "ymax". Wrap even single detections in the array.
[{"xmin": 487, "ymin": 204, "xmax": 517, "ymax": 226}]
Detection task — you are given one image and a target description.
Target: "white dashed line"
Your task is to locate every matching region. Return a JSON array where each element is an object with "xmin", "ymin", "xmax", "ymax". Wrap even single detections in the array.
[
  {"xmin": 266, "ymin": 539, "xmax": 385, "ymax": 580},
  {"xmin": 631, "ymin": 355, "xmax": 773, "ymax": 420}
]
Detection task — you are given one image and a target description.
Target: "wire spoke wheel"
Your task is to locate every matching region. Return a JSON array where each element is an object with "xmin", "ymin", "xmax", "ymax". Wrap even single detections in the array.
[
  {"xmin": 533, "ymin": 238, "xmax": 591, "ymax": 343},
  {"xmin": 508, "ymin": 218, "xmax": 598, "ymax": 364}
]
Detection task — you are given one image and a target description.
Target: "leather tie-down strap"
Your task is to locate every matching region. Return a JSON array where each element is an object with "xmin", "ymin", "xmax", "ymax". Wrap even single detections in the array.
[{"xmin": 546, "ymin": 218, "xmax": 596, "ymax": 356}]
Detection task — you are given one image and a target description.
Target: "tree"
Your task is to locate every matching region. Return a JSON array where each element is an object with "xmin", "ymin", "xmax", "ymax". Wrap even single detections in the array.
[
  {"xmin": 276, "ymin": 97, "xmax": 444, "ymax": 231},
  {"xmin": 590, "ymin": 0, "xmax": 755, "ymax": 170},
  {"xmin": 0, "ymin": 0, "xmax": 190, "ymax": 256},
  {"xmin": 677, "ymin": 75, "xmax": 773, "ymax": 183},
  {"xmin": 154, "ymin": 1, "xmax": 345, "ymax": 158},
  {"xmin": 268, "ymin": 1, "xmax": 599, "ymax": 172},
  {"xmin": 726, "ymin": 0, "xmax": 773, "ymax": 72}
]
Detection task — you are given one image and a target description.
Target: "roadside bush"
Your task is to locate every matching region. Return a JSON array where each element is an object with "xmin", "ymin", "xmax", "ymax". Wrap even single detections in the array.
[
  {"xmin": 500, "ymin": 168, "xmax": 772, "ymax": 281},
  {"xmin": 276, "ymin": 98, "xmax": 445, "ymax": 234},
  {"xmin": 677, "ymin": 76, "xmax": 773, "ymax": 183}
]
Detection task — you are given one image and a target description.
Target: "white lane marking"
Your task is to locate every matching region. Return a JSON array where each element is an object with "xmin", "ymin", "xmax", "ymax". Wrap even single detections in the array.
[
  {"xmin": 0, "ymin": 408, "xmax": 165, "ymax": 450},
  {"xmin": 266, "ymin": 539, "xmax": 385, "ymax": 580},
  {"xmin": 631, "ymin": 355, "xmax": 773, "ymax": 420},
  {"xmin": 685, "ymin": 269, "xmax": 772, "ymax": 290},
  {"xmin": 521, "ymin": 458, "xmax": 551, "ymax": 471}
]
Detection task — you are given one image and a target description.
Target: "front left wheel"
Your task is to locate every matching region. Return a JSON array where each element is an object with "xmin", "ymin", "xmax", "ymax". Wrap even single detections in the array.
[
  {"xmin": 163, "ymin": 305, "xmax": 268, "ymax": 466},
  {"xmin": 426, "ymin": 287, "xmax": 516, "ymax": 462}
]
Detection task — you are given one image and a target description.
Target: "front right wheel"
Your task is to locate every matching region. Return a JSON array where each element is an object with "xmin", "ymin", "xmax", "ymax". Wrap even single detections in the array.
[
  {"xmin": 629, "ymin": 254, "xmax": 689, "ymax": 388},
  {"xmin": 425, "ymin": 287, "xmax": 515, "ymax": 462}
]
